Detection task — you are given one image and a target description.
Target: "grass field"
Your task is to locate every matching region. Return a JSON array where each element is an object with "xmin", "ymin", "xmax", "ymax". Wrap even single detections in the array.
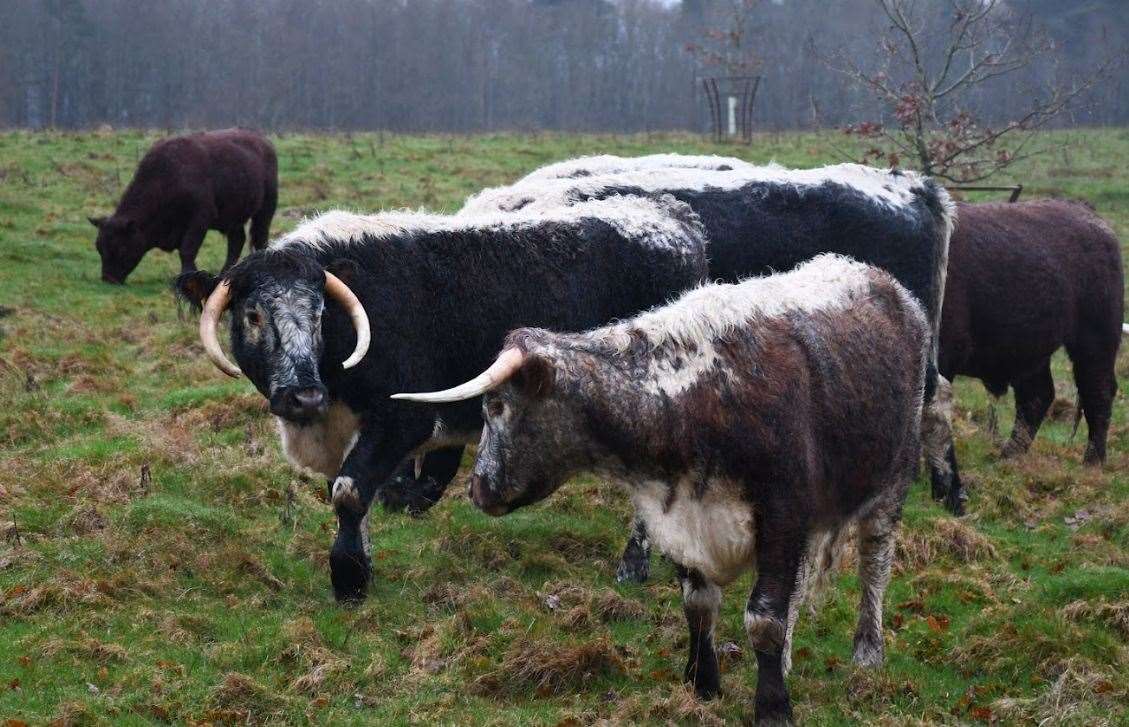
[{"xmin": 0, "ymin": 128, "xmax": 1126, "ymax": 726}]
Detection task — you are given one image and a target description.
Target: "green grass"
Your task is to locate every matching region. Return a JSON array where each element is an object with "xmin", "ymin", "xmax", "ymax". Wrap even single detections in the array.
[{"xmin": 0, "ymin": 128, "xmax": 1126, "ymax": 725}]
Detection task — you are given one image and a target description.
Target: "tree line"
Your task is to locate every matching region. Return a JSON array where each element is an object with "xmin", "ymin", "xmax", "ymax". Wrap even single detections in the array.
[{"xmin": 1, "ymin": 0, "xmax": 1125, "ymax": 133}]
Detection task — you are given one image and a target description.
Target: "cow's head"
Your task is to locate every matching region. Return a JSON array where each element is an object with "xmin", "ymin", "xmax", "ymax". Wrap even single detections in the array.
[
  {"xmin": 392, "ymin": 335, "xmax": 594, "ymax": 515},
  {"xmin": 175, "ymin": 251, "xmax": 370, "ymax": 424},
  {"xmin": 89, "ymin": 215, "xmax": 147, "ymax": 284}
]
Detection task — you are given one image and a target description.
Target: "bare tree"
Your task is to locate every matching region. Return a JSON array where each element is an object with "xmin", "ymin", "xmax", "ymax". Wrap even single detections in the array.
[
  {"xmin": 1, "ymin": 0, "xmax": 1126, "ymax": 134},
  {"xmin": 684, "ymin": 0, "xmax": 762, "ymax": 76},
  {"xmin": 821, "ymin": 0, "xmax": 1123, "ymax": 182}
]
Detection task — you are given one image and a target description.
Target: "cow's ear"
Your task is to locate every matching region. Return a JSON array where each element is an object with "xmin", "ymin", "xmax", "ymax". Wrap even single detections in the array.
[
  {"xmin": 88, "ymin": 216, "xmax": 107, "ymax": 229},
  {"xmin": 174, "ymin": 270, "xmax": 220, "ymax": 312},
  {"xmin": 325, "ymin": 257, "xmax": 361, "ymax": 287},
  {"xmin": 515, "ymin": 352, "xmax": 556, "ymax": 399}
]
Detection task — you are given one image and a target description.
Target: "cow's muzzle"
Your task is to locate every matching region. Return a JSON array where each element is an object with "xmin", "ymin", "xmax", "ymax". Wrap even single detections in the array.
[
  {"xmin": 469, "ymin": 473, "xmax": 510, "ymax": 516},
  {"xmin": 271, "ymin": 385, "xmax": 329, "ymax": 423}
]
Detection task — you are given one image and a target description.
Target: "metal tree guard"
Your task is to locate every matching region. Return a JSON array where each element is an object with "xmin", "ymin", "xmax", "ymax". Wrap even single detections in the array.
[{"xmin": 700, "ymin": 75, "xmax": 761, "ymax": 144}]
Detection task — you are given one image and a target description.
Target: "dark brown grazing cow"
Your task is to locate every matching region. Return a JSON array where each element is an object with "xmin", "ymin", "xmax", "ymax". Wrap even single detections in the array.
[
  {"xmin": 926, "ymin": 199, "xmax": 1123, "ymax": 493},
  {"xmin": 89, "ymin": 128, "xmax": 277, "ymax": 284}
]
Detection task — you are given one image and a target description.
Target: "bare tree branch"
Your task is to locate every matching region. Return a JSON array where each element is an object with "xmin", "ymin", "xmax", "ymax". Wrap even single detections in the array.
[{"xmin": 820, "ymin": 0, "xmax": 1125, "ymax": 182}]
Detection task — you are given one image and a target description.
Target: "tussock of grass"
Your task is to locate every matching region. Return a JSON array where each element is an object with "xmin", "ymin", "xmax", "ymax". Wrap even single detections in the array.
[
  {"xmin": 471, "ymin": 635, "xmax": 625, "ymax": 697},
  {"xmin": 844, "ymin": 666, "xmax": 920, "ymax": 713},
  {"xmin": 209, "ymin": 672, "xmax": 288, "ymax": 723},
  {"xmin": 538, "ymin": 580, "xmax": 646, "ymax": 626},
  {"xmin": 610, "ymin": 683, "xmax": 729, "ymax": 726},
  {"xmin": 992, "ymin": 657, "xmax": 1127, "ymax": 726},
  {"xmin": 896, "ymin": 517, "xmax": 999, "ymax": 573},
  {"xmin": 1061, "ymin": 598, "xmax": 1129, "ymax": 637},
  {"xmin": 61, "ymin": 503, "xmax": 108, "ymax": 535}
]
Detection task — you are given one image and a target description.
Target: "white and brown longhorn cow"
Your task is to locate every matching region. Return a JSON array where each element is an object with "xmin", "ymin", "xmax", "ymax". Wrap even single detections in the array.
[{"xmin": 395, "ymin": 255, "xmax": 930, "ymax": 725}]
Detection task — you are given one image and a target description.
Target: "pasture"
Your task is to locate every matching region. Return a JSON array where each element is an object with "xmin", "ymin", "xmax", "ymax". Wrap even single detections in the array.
[{"xmin": 0, "ymin": 128, "xmax": 1126, "ymax": 725}]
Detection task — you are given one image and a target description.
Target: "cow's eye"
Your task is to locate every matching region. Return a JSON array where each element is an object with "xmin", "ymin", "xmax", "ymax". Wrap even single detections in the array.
[
  {"xmin": 486, "ymin": 400, "xmax": 505, "ymax": 418},
  {"xmin": 246, "ymin": 310, "xmax": 262, "ymax": 327}
]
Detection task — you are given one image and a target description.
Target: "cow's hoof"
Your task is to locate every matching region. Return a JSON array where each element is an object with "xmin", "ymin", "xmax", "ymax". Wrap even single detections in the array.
[
  {"xmin": 928, "ymin": 469, "xmax": 949, "ymax": 501},
  {"xmin": 330, "ymin": 545, "xmax": 371, "ymax": 603},
  {"xmin": 1082, "ymin": 445, "xmax": 1104, "ymax": 467},
  {"xmin": 944, "ymin": 489, "xmax": 967, "ymax": 517},
  {"xmin": 376, "ymin": 476, "xmax": 443, "ymax": 517},
  {"xmin": 685, "ymin": 666, "xmax": 721, "ymax": 700},
  {"xmin": 753, "ymin": 699, "xmax": 794, "ymax": 726},
  {"xmin": 851, "ymin": 635, "xmax": 884, "ymax": 668},
  {"xmin": 999, "ymin": 440, "xmax": 1028, "ymax": 459},
  {"xmin": 615, "ymin": 555, "xmax": 650, "ymax": 584}
]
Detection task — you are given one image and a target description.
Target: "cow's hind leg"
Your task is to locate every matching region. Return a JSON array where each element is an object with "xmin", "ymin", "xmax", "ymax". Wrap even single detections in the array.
[
  {"xmin": 178, "ymin": 215, "xmax": 211, "ymax": 274},
  {"xmin": 678, "ymin": 565, "xmax": 721, "ymax": 699},
  {"xmin": 746, "ymin": 522, "xmax": 806, "ymax": 725},
  {"xmin": 923, "ymin": 376, "xmax": 965, "ymax": 515},
  {"xmin": 852, "ymin": 504, "xmax": 900, "ymax": 668},
  {"xmin": 1001, "ymin": 359, "xmax": 1054, "ymax": 459},
  {"xmin": 376, "ymin": 446, "xmax": 463, "ymax": 515},
  {"xmin": 616, "ymin": 516, "xmax": 652, "ymax": 583},
  {"xmin": 1068, "ymin": 343, "xmax": 1118, "ymax": 466},
  {"xmin": 222, "ymin": 226, "xmax": 247, "ymax": 272},
  {"xmin": 250, "ymin": 183, "xmax": 277, "ymax": 251}
]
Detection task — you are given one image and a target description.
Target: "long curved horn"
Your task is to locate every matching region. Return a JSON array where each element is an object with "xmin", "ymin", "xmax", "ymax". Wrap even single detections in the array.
[
  {"xmin": 199, "ymin": 279, "xmax": 242, "ymax": 378},
  {"xmin": 324, "ymin": 271, "xmax": 371, "ymax": 369},
  {"xmin": 391, "ymin": 348, "xmax": 525, "ymax": 404}
]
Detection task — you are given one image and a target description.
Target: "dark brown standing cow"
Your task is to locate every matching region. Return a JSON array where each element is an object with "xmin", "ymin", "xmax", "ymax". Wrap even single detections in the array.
[
  {"xmin": 926, "ymin": 199, "xmax": 1124, "ymax": 494},
  {"xmin": 89, "ymin": 128, "xmax": 277, "ymax": 284}
]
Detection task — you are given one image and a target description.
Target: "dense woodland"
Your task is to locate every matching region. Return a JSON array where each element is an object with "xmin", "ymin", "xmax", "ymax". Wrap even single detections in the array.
[{"xmin": 1, "ymin": 0, "xmax": 1126, "ymax": 132}]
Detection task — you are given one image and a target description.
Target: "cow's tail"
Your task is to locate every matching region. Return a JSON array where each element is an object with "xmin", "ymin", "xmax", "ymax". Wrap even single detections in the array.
[
  {"xmin": 1071, "ymin": 396, "xmax": 1084, "ymax": 441},
  {"xmin": 800, "ymin": 526, "xmax": 853, "ymax": 613},
  {"xmin": 916, "ymin": 177, "xmax": 957, "ymax": 405}
]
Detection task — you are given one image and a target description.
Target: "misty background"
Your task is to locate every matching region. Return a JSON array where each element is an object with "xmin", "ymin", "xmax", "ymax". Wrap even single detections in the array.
[{"xmin": 2, "ymin": 0, "xmax": 1126, "ymax": 133}]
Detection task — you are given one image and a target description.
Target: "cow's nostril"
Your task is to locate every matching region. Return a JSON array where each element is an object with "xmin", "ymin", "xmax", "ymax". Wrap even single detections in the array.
[{"xmin": 293, "ymin": 388, "xmax": 326, "ymax": 410}]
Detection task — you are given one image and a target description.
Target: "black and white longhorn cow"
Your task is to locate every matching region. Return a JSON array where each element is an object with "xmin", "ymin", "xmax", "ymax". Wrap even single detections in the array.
[
  {"xmin": 394, "ymin": 255, "xmax": 929, "ymax": 725},
  {"xmin": 176, "ymin": 196, "xmax": 709, "ymax": 602},
  {"xmin": 457, "ymin": 160, "xmax": 958, "ymax": 581}
]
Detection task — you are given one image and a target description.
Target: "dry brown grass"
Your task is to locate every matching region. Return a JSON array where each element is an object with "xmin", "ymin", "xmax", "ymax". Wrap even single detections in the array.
[
  {"xmin": 471, "ymin": 634, "xmax": 625, "ymax": 697},
  {"xmin": 607, "ymin": 683, "xmax": 729, "ymax": 726},
  {"xmin": 992, "ymin": 657, "xmax": 1127, "ymax": 726},
  {"xmin": 209, "ymin": 672, "xmax": 287, "ymax": 723},
  {"xmin": 895, "ymin": 517, "xmax": 999, "ymax": 573},
  {"xmin": 1, "ymin": 578, "xmax": 113, "ymax": 618},
  {"xmin": 1061, "ymin": 598, "xmax": 1129, "ymax": 638},
  {"xmin": 538, "ymin": 580, "xmax": 647, "ymax": 629}
]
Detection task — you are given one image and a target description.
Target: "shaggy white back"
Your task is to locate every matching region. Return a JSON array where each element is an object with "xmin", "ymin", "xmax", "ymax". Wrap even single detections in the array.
[
  {"xmin": 270, "ymin": 195, "xmax": 705, "ymax": 256},
  {"xmin": 604, "ymin": 253, "xmax": 884, "ymax": 354},
  {"xmin": 460, "ymin": 162, "xmax": 932, "ymax": 216},
  {"xmin": 515, "ymin": 153, "xmax": 751, "ymax": 185}
]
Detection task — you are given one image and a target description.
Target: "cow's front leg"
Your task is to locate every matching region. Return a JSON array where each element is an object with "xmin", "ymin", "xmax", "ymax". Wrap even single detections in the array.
[
  {"xmin": 178, "ymin": 214, "xmax": 211, "ymax": 275},
  {"xmin": 329, "ymin": 425, "xmax": 425, "ymax": 603},
  {"xmin": 615, "ymin": 516, "xmax": 652, "ymax": 583},
  {"xmin": 746, "ymin": 522, "xmax": 806, "ymax": 726},
  {"xmin": 221, "ymin": 225, "xmax": 247, "ymax": 272},
  {"xmin": 376, "ymin": 446, "xmax": 464, "ymax": 516},
  {"xmin": 678, "ymin": 564, "xmax": 722, "ymax": 699}
]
